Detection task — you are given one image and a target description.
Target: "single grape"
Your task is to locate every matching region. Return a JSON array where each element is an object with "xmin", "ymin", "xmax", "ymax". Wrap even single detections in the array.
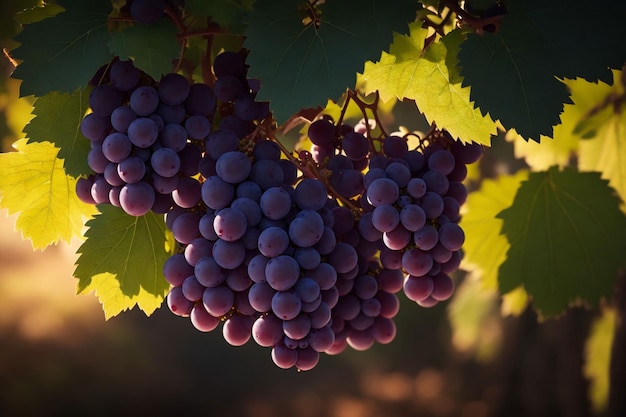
[
  {"xmin": 129, "ymin": 86, "xmax": 159, "ymax": 116},
  {"xmin": 127, "ymin": 117, "xmax": 159, "ymax": 148},
  {"xmin": 110, "ymin": 60, "xmax": 139, "ymax": 91},
  {"xmin": 130, "ymin": 0, "xmax": 165, "ymax": 24},
  {"xmin": 119, "ymin": 181, "xmax": 155, "ymax": 216},
  {"xmin": 158, "ymin": 72, "xmax": 190, "ymax": 105}
]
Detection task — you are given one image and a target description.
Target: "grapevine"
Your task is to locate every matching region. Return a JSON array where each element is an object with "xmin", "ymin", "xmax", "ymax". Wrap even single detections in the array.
[{"xmin": 3, "ymin": 0, "xmax": 626, "ymax": 395}]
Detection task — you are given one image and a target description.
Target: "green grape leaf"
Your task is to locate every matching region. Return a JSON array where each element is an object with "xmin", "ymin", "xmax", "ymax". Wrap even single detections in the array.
[
  {"xmin": 23, "ymin": 88, "xmax": 92, "ymax": 178},
  {"xmin": 460, "ymin": 170, "xmax": 528, "ymax": 289},
  {"xmin": 244, "ymin": 0, "xmax": 417, "ymax": 124},
  {"xmin": 108, "ymin": 18, "xmax": 180, "ymax": 81},
  {"xmin": 361, "ymin": 25, "xmax": 497, "ymax": 145},
  {"xmin": 579, "ymin": 112, "xmax": 626, "ymax": 211},
  {"xmin": 497, "ymin": 167, "xmax": 626, "ymax": 317},
  {"xmin": 185, "ymin": 0, "xmax": 254, "ymax": 30},
  {"xmin": 15, "ymin": 3, "xmax": 65, "ymax": 24},
  {"xmin": 458, "ymin": 0, "xmax": 626, "ymax": 140},
  {"xmin": 75, "ymin": 205, "xmax": 171, "ymax": 319},
  {"xmin": 0, "ymin": 139, "xmax": 97, "ymax": 249},
  {"xmin": 11, "ymin": 0, "xmax": 112, "ymax": 97}
]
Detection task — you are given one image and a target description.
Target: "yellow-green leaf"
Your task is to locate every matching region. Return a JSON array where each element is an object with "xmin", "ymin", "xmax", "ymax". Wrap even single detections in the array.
[
  {"xmin": 0, "ymin": 139, "xmax": 96, "ymax": 249},
  {"xmin": 579, "ymin": 111, "xmax": 626, "ymax": 211},
  {"xmin": 75, "ymin": 205, "xmax": 172, "ymax": 319},
  {"xmin": 459, "ymin": 170, "xmax": 529, "ymax": 289},
  {"xmin": 361, "ymin": 24, "xmax": 497, "ymax": 145}
]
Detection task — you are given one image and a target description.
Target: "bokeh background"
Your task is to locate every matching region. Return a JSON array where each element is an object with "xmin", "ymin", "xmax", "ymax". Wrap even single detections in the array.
[{"xmin": 0, "ymin": 1, "xmax": 615, "ymax": 416}]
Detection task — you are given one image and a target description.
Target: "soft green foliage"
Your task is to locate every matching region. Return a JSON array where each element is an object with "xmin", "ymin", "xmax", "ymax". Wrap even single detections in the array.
[
  {"xmin": 584, "ymin": 307, "xmax": 615, "ymax": 412},
  {"xmin": 460, "ymin": 170, "xmax": 528, "ymax": 289},
  {"xmin": 23, "ymin": 88, "xmax": 92, "ymax": 178},
  {"xmin": 498, "ymin": 167, "xmax": 626, "ymax": 317},
  {"xmin": 244, "ymin": 0, "xmax": 417, "ymax": 124},
  {"xmin": 108, "ymin": 18, "xmax": 180, "ymax": 81},
  {"xmin": 11, "ymin": 0, "xmax": 112, "ymax": 97},
  {"xmin": 14, "ymin": 3, "xmax": 64, "ymax": 25},
  {"xmin": 0, "ymin": 139, "xmax": 97, "ymax": 249},
  {"xmin": 458, "ymin": 0, "xmax": 626, "ymax": 140},
  {"xmin": 447, "ymin": 276, "xmax": 500, "ymax": 361},
  {"xmin": 75, "ymin": 205, "xmax": 172, "ymax": 319},
  {"xmin": 362, "ymin": 25, "xmax": 497, "ymax": 145},
  {"xmin": 185, "ymin": 0, "xmax": 253, "ymax": 30}
]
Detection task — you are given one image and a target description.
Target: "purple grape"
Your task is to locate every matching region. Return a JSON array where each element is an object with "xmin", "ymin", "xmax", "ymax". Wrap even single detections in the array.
[
  {"xmin": 130, "ymin": 86, "xmax": 159, "ymax": 116},
  {"xmin": 128, "ymin": 117, "xmax": 158, "ymax": 148},
  {"xmin": 372, "ymin": 204, "xmax": 400, "ymax": 233},
  {"xmin": 171, "ymin": 211, "xmax": 201, "ymax": 244},
  {"xmin": 294, "ymin": 178, "xmax": 327, "ymax": 211},
  {"xmin": 252, "ymin": 314, "xmax": 284, "ymax": 347},
  {"xmin": 212, "ymin": 239, "xmax": 246, "ymax": 269},
  {"xmin": 366, "ymin": 177, "xmax": 399, "ymax": 207},
  {"xmin": 271, "ymin": 291, "xmax": 302, "ymax": 320},
  {"xmin": 216, "ymin": 151, "xmax": 252, "ymax": 184},
  {"xmin": 110, "ymin": 60, "xmax": 139, "ymax": 91},
  {"xmin": 158, "ymin": 73, "xmax": 190, "ymax": 105},
  {"xmin": 258, "ymin": 226, "xmax": 289, "ymax": 258},
  {"xmin": 201, "ymin": 175, "xmax": 235, "ymax": 210},
  {"xmin": 102, "ymin": 132, "xmax": 132, "ymax": 163},
  {"xmin": 265, "ymin": 255, "xmax": 300, "ymax": 291},
  {"xmin": 213, "ymin": 51, "xmax": 245, "ymax": 78},
  {"xmin": 288, "ymin": 209, "xmax": 324, "ymax": 247},
  {"xmin": 160, "ymin": 123, "xmax": 188, "ymax": 151},
  {"xmin": 202, "ymin": 285, "xmax": 234, "ymax": 317},
  {"xmin": 214, "ymin": 75, "xmax": 244, "ymax": 102},
  {"xmin": 307, "ymin": 119, "xmax": 335, "ymax": 147},
  {"xmin": 119, "ymin": 181, "xmax": 155, "ymax": 216},
  {"xmin": 117, "ymin": 156, "xmax": 146, "ymax": 183},
  {"xmin": 89, "ymin": 85, "xmax": 124, "ymax": 116},
  {"xmin": 403, "ymin": 275, "xmax": 434, "ymax": 302},
  {"xmin": 81, "ymin": 113, "xmax": 112, "ymax": 142},
  {"xmin": 248, "ymin": 281, "xmax": 275, "ymax": 312},
  {"xmin": 185, "ymin": 83, "xmax": 217, "ymax": 117},
  {"xmin": 163, "ymin": 253, "xmax": 194, "ymax": 286},
  {"xmin": 213, "ymin": 207, "xmax": 247, "ymax": 242},
  {"xmin": 190, "ymin": 304, "xmax": 220, "ymax": 332},
  {"xmin": 150, "ymin": 147, "xmax": 180, "ymax": 177},
  {"xmin": 130, "ymin": 0, "xmax": 165, "ymax": 24},
  {"xmin": 167, "ymin": 286, "xmax": 193, "ymax": 317},
  {"xmin": 184, "ymin": 114, "xmax": 211, "ymax": 140}
]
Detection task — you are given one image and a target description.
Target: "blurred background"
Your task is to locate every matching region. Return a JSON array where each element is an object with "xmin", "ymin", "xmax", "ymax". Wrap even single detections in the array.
[{"xmin": 0, "ymin": 1, "xmax": 616, "ymax": 416}]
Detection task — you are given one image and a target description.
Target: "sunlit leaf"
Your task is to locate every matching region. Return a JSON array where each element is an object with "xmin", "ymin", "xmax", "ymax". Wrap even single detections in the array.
[
  {"xmin": 362, "ymin": 25, "xmax": 497, "ymax": 145},
  {"xmin": 0, "ymin": 139, "xmax": 96, "ymax": 249},
  {"xmin": 460, "ymin": 170, "xmax": 528, "ymax": 289},
  {"xmin": 75, "ymin": 205, "xmax": 171, "ymax": 319}
]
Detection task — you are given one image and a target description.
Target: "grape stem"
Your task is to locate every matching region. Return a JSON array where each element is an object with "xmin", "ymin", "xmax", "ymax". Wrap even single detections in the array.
[{"xmin": 441, "ymin": 0, "xmax": 505, "ymax": 33}]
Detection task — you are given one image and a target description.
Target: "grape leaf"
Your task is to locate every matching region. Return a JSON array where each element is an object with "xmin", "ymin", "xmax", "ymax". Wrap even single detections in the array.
[
  {"xmin": 23, "ymin": 88, "xmax": 92, "ymax": 178},
  {"xmin": 11, "ymin": 0, "xmax": 112, "ymax": 97},
  {"xmin": 75, "ymin": 205, "xmax": 172, "ymax": 319},
  {"xmin": 460, "ymin": 170, "xmax": 528, "ymax": 289},
  {"xmin": 458, "ymin": 0, "xmax": 626, "ymax": 140},
  {"xmin": 361, "ymin": 25, "xmax": 497, "ymax": 145},
  {"xmin": 14, "ymin": 3, "xmax": 65, "ymax": 25},
  {"xmin": 108, "ymin": 18, "xmax": 180, "ymax": 81},
  {"xmin": 243, "ymin": 0, "xmax": 417, "ymax": 124},
  {"xmin": 497, "ymin": 167, "xmax": 626, "ymax": 317},
  {"xmin": 0, "ymin": 139, "xmax": 97, "ymax": 249},
  {"xmin": 505, "ymin": 128, "xmax": 578, "ymax": 172},
  {"xmin": 185, "ymin": 0, "xmax": 254, "ymax": 30}
]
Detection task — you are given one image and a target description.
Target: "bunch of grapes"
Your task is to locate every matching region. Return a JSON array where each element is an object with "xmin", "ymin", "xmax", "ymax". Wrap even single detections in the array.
[{"xmin": 76, "ymin": 49, "xmax": 482, "ymax": 371}]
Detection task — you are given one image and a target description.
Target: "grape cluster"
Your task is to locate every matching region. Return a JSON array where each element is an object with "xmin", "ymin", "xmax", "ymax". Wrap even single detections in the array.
[
  {"xmin": 306, "ymin": 118, "xmax": 481, "ymax": 309},
  {"xmin": 77, "ymin": 50, "xmax": 482, "ymax": 371}
]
